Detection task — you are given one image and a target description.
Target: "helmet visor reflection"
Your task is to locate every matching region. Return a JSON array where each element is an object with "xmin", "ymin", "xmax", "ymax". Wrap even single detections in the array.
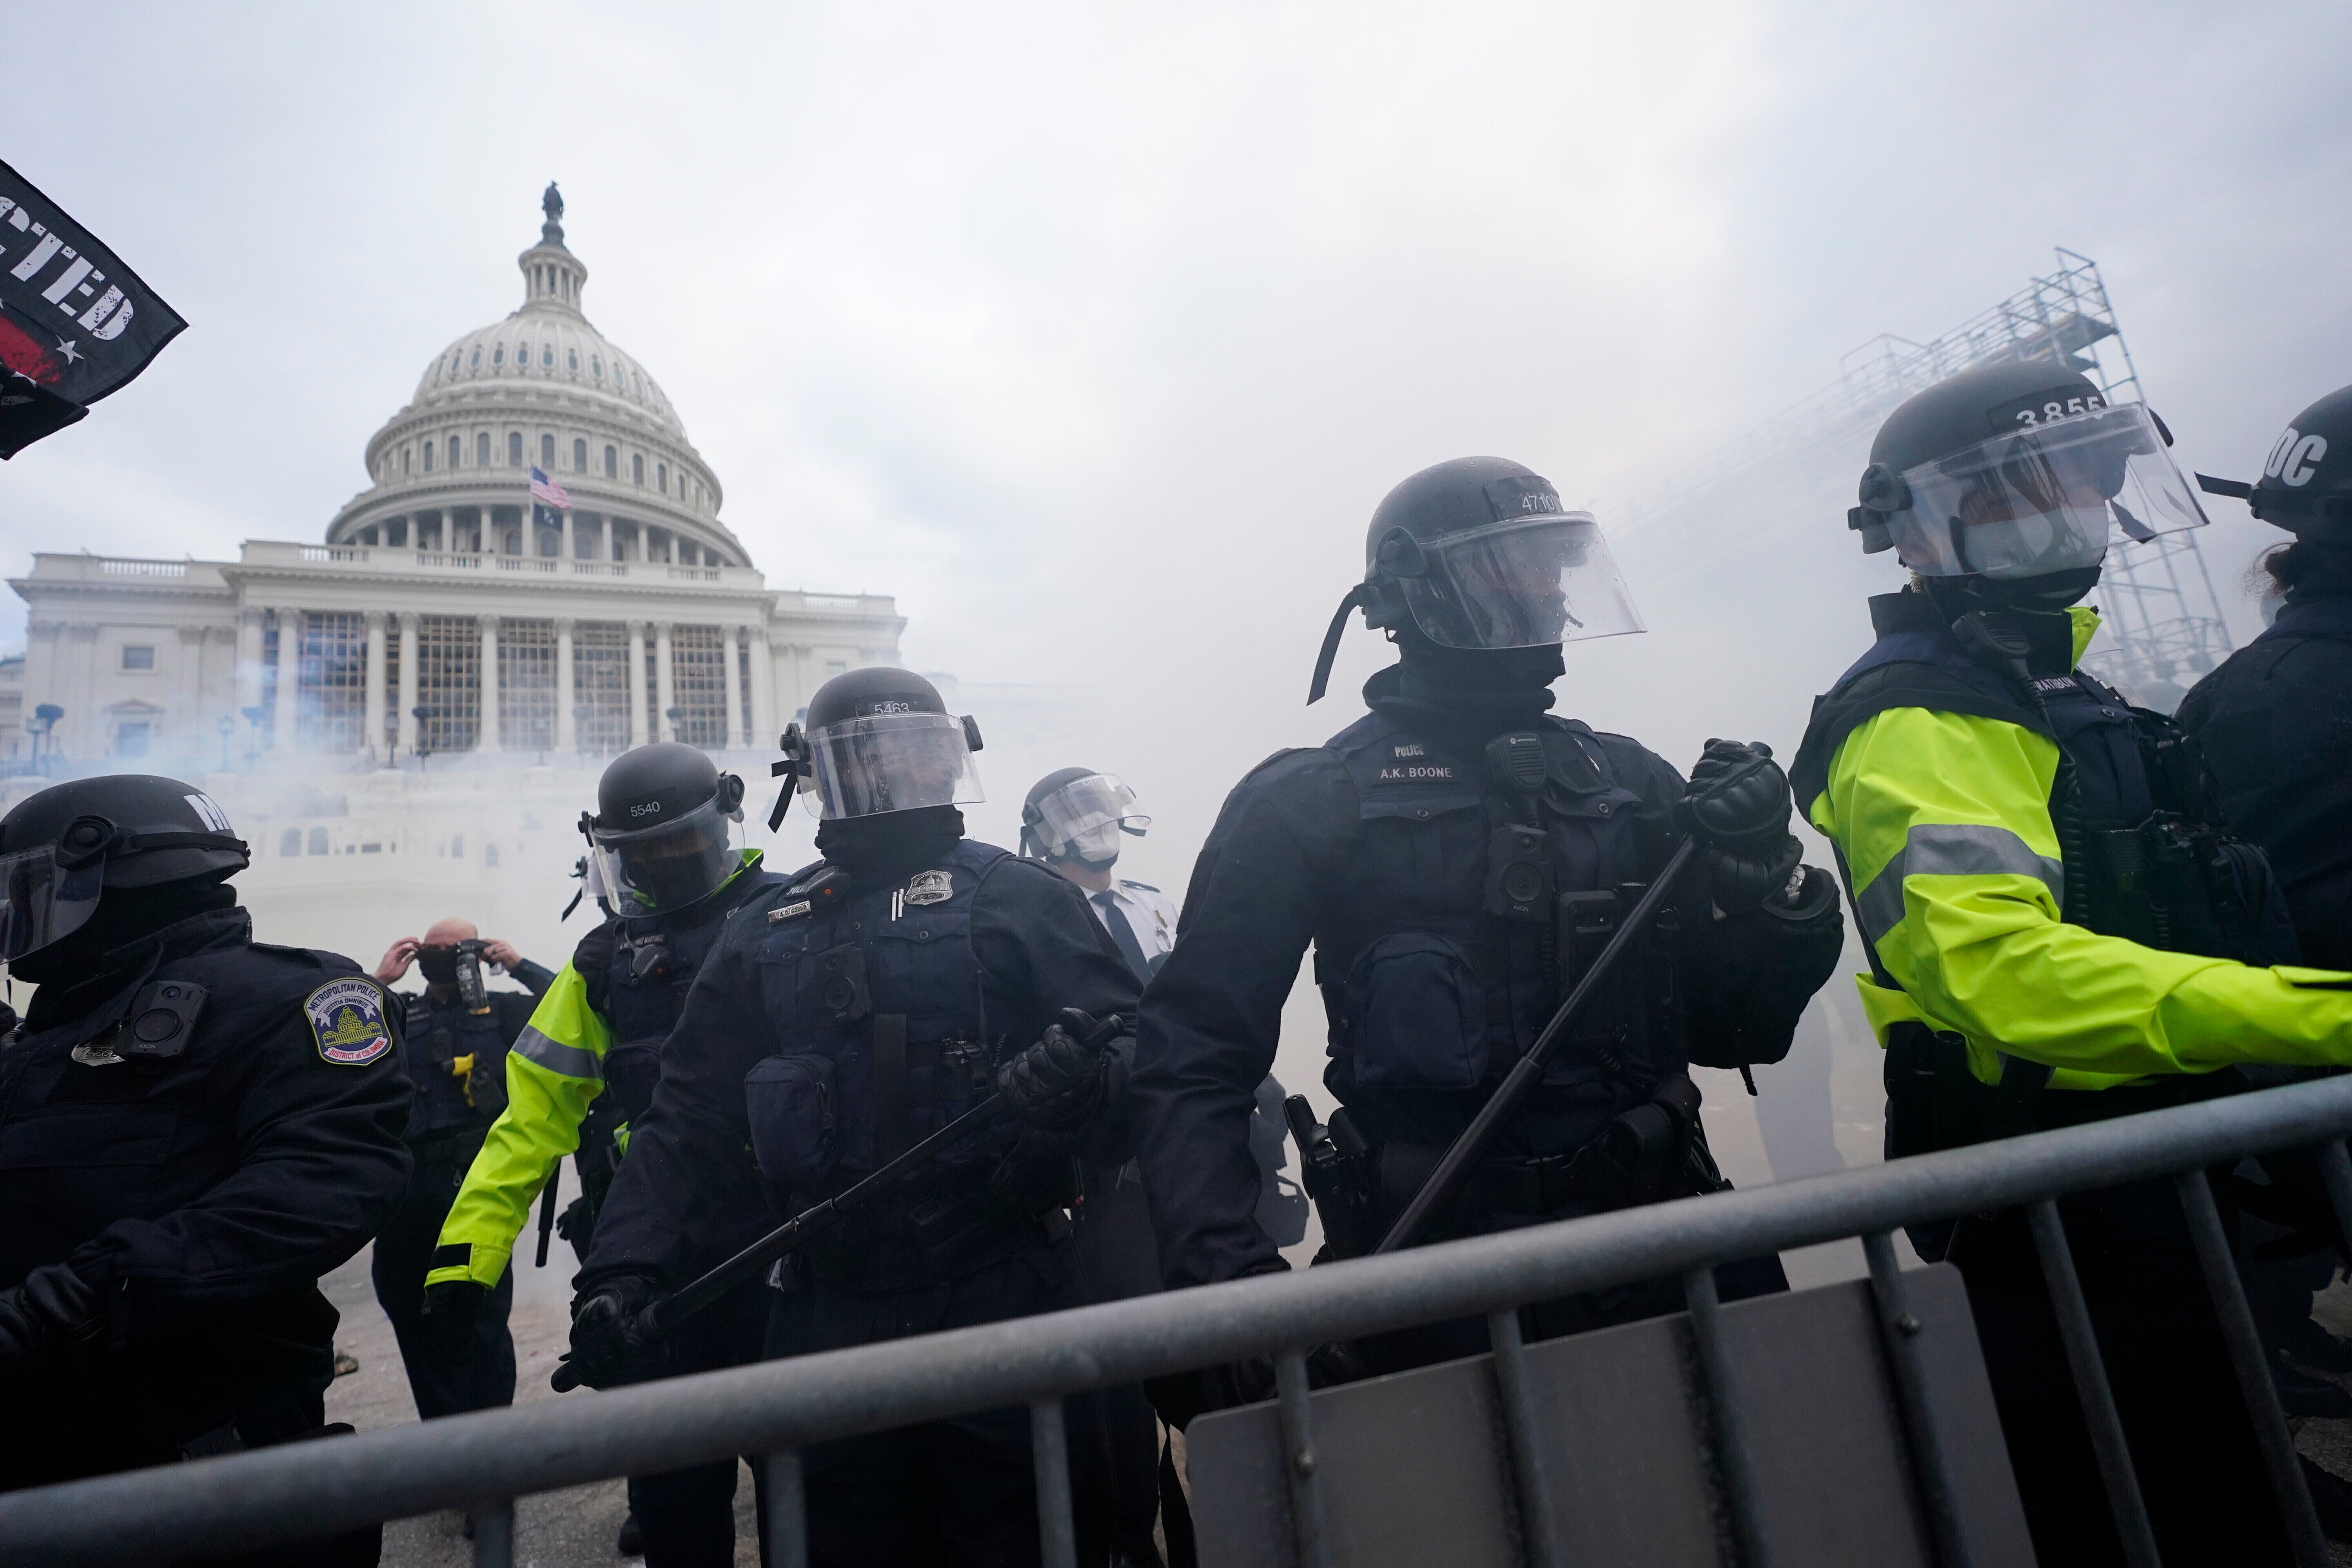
[
  {"xmin": 0, "ymin": 845, "xmax": 105, "ymax": 964},
  {"xmin": 1884, "ymin": 403, "xmax": 2209, "ymax": 579},
  {"xmin": 805, "ymin": 712, "xmax": 985, "ymax": 821},
  {"xmin": 590, "ymin": 797, "xmax": 738, "ymax": 913},
  {"xmin": 1396, "ymin": 513, "xmax": 1646, "ymax": 650},
  {"xmin": 1033, "ymin": 773, "xmax": 1148, "ymax": 858}
]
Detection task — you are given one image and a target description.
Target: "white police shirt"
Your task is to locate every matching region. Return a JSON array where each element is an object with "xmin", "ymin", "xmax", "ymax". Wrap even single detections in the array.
[{"xmin": 1084, "ymin": 878, "xmax": 1178, "ymax": 976}]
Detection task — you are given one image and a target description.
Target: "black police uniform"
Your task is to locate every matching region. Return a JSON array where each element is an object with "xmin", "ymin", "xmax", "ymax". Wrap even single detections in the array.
[
  {"xmin": 1131, "ymin": 664, "xmax": 1835, "ymax": 1372},
  {"xmin": 0, "ymin": 906, "xmax": 410, "ymax": 1541},
  {"xmin": 2180, "ymin": 593, "xmax": 2352, "ymax": 969},
  {"xmin": 371, "ymin": 959, "xmax": 550, "ymax": 1421},
  {"xmin": 1793, "ymin": 588, "xmax": 2301, "ymax": 1566},
  {"xmin": 583, "ymin": 838, "xmax": 1140, "ymax": 1568},
  {"xmin": 570, "ymin": 864, "xmax": 783, "ymax": 1568}
]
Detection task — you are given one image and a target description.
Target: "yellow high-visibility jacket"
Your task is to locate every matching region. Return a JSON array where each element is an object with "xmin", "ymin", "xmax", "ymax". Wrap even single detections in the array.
[
  {"xmin": 426, "ymin": 851, "xmax": 767, "ymax": 1289},
  {"xmin": 1801, "ymin": 597, "xmax": 2352, "ymax": 1093}
]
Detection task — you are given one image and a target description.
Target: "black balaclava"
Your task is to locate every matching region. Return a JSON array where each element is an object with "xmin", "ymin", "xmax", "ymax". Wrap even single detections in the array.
[
  {"xmin": 814, "ymin": 805, "xmax": 965, "ymax": 889},
  {"xmin": 2283, "ymin": 542, "xmax": 2352, "ymax": 604},
  {"xmin": 1370, "ymin": 622, "xmax": 1566, "ymax": 757},
  {"xmin": 416, "ymin": 947, "xmax": 463, "ymax": 985},
  {"xmin": 16, "ymin": 877, "xmax": 238, "ymax": 1022},
  {"xmin": 1921, "ymin": 563, "xmax": 2103, "ymax": 620}
]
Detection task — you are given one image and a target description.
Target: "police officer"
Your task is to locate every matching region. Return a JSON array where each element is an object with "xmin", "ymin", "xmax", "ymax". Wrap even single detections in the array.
[
  {"xmin": 1796, "ymin": 359, "xmax": 2352, "ymax": 1563},
  {"xmin": 572, "ymin": 669, "xmax": 1143, "ymax": 1568},
  {"xmin": 2183, "ymin": 384, "xmax": 2352, "ymax": 969},
  {"xmin": 1021, "ymin": 767, "xmax": 1310, "ymax": 1248},
  {"xmin": 0, "ymin": 776, "xmax": 409, "ymax": 1566},
  {"xmin": 426, "ymin": 742, "xmax": 782, "ymax": 1567},
  {"xmin": 2180, "ymin": 386, "xmax": 2352, "ymax": 1397},
  {"xmin": 1130, "ymin": 457, "xmax": 1844, "ymax": 1416},
  {"xmin": 365, "ymin": 917, "xmax": 552, "ymax": 1423}
]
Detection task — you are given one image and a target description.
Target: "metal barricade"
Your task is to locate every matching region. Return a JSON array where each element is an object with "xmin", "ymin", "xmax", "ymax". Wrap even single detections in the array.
[{"xmin": 3, "ymin": 1072, "xmax": 2350, "ymax": 1566}]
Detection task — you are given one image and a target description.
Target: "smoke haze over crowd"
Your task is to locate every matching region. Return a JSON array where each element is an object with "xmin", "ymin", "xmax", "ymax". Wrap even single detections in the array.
[{"xmin": 7, "ymin": 1, "xmax": 2352, "ymax": 1190}]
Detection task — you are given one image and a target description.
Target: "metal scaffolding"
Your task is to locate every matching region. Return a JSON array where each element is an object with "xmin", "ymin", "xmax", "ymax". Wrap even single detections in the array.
[{"xmin": 1620, "ymin": 249, "xmax": 2232, "ymax": 709}]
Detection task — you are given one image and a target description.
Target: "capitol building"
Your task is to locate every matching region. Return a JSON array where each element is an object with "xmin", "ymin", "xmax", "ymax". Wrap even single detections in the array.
[
  {"xmin": 0, "ymin": 189, "xmax": 906, "ymax": 965},
  {"xmin": 7, "ymin": 187, "xmax": 902, "ymax": 776}
]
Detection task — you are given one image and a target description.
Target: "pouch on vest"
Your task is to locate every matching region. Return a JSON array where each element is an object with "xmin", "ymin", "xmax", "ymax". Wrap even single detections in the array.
[
  {"xmin": 1341, "ymin": 933, "xmax": 1487, "ymax": 1089},
  {"xmin": 605, "ymin": 1038, "xmax": 664, "ymax": 1125},
  {"xmin": 744, "ymin": 1053, "xmax": 840, "ymax": 1191}
]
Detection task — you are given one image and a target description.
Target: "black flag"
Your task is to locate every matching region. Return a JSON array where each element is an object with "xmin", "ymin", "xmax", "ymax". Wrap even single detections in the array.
[{"xmin": 0, "ymin": 161, "xmax": 187, "ymax": 459}]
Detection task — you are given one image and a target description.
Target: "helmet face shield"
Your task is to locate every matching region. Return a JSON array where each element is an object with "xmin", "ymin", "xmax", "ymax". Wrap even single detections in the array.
[
  {"xmin": 1032, "ymin": 773, "xmax": 1148, "ymax": 863},
  {"xmin": 1881, "ymin": 403, "xmax": 2207, "ymax": 579},
  {"xmin": 1393, "ymin": 512, "xmax": 1645, "ymax": 650},
  {"xmin": 590, "ymin": 796, "xmax": 738, "ymax": 913},
  {"xmin": 0, "ymin": 844, "xmax": 105, "ymax": 964},
  {"xmin": 804, "ymin": 711, "xmax": 985, "ymax": 821}
]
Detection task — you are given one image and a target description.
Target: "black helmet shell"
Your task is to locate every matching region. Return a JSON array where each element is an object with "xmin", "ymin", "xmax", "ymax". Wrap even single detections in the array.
[
  {"xmin": 1868, "ymin": 359, "xmax": 2111, "ymax": 476},
  {"xmin": 594, "ymin": 742, "xmax": 726, "ymax": 834},
  {"xmin": 1361, "ymin": 456, "xmax": 1563, "ymax": 626},
  {"xmin": 2198, "ymin": 383, "xmax": 2352, "ymax": 534},
  {"xmin": 0, "ymin": 774, "xmax": 248, "ymax": 889},
  {"xmin": 806, "ymin": 667, "xmax": 947, "ymax": 729}
]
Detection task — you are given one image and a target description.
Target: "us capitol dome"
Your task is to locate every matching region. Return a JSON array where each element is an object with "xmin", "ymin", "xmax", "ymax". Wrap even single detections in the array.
[{"xmin": 8, "ymin": 185, "xmax": 904, "ymax": 773}]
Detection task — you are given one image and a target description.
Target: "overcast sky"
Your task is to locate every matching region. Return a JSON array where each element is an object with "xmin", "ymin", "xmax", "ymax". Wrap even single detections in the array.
[{"xmin": 7, "ymin": 0, "xmax": 2351, "ymax": 886}]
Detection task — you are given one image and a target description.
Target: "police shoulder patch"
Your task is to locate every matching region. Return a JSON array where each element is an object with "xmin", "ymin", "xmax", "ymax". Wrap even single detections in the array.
[
  {"xmin": 905, "ymin": 869, "xmax": 953, "ymax": 907},
  {"xmin": 305, "ymin": 977, "xmax": 393, "ymax": 1066}
]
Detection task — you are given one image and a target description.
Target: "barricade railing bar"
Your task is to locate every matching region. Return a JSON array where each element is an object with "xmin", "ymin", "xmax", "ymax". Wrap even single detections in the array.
[{"xmin": 7, "ymin": 1072, "xmax": 2352, "ymax": 1568}]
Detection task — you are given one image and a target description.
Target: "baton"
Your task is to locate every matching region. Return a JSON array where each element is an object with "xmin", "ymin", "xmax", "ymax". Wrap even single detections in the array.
[
  {"xmin": 534, "ymin": 1162, "xmax": 561, "ymax": 1268},
  {"xmin": 1374, "ymin": 835, "xmax": 1703, "ymax": 1256}
]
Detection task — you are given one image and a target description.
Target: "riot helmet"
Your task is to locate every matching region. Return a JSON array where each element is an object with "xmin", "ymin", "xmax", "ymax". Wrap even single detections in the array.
[
  {"xmin": 1308, "ymin": 456, "xmax": 1643, "ymax": 703},
  {"xmin": 0, "ymin": 774, "xmax": 248, "ymax": 965},
  {"xmin": 776, "ymin": 668, "xmax": 984, "ymax": 822},
  {"xmin": 580, "ymin": 742, "xmax": 746, "ymax": 914},
  {"xmin": 2196, "ymin": 384, "xmax": 2352, "ymax": 545},
  {"xmin": 1021, "ymin": 768, "xmax": 1149, "ymax": 866},
  {"xmin": 1849, "ymin": 360, "xmax": 2207, "ymax": 597}
]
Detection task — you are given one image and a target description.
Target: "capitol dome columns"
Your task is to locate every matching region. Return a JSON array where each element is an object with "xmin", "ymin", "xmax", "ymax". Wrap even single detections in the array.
[
  {"xmin": 394, "ymin": 612, "xmax": 420, "ymax": 757},
  {"xmin": 554, "ymin": 617, "xmax": 577, "ymax": 751},
  {"xmin": 267, "ymin": 606, "xmax": 300, "ymax": 750},
  {"xmin": 653, "ymin": 621, "xmax": 675, "ymax": 743},
  {"xmin": 742, "ymin": 625, "xmax": 769, "ymax": 749},
  {"xmin": 476, "ymin": 614, "xmax": 501, "ymax": 753},
  {"xmin": 361, "ymin": 610, "xmax": 387, "ymax": 762},
  {"xmin": 626, "ymin": 620, "xmax": 649, "ymax": 749}
]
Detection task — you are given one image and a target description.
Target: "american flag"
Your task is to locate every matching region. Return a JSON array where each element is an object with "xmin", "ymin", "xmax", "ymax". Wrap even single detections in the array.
[{"xmin": 529, "ymin": 466, "xmax": 572, "ymax": 510}]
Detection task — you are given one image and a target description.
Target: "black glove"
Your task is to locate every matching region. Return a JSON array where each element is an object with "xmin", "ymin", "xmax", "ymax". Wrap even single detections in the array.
[
  {"xmin": 553, "ymin": 1193, "xmax": 598, "ymax": 1245},
  {"xmin": 1143, "ymin": 1342, "xmax": 1366, "ymax": 1431},
  {"xmin": 0, "ymin": 1263, "xmax": 103, "ymax": 1386},
  {"xmin": 999, "ymin": 1009, "xmax": 1114, "ymax": 1132},
  {"xmin": 1680, "ymin": 739, "xmax": 1804, "ymax": 915},
  {"xmin": 558, "ymin": 1275, "xmax": 668, "ymax": 1391},
  {"xmin": 420, "ymin": 1279, "xmax": 486, "ymax": 1363}
]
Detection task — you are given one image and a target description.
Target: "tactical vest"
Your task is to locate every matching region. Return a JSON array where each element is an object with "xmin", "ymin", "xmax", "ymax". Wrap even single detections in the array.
[
  {"xmin": 1794, "ymin": 592, "xmax": 2292, "ymax": 1157},
  {"xmin": 399, "ymin": 996, "xmax": 509, "ymax": 1140},
  {"xmin": 741, "ymin": 840, "xmax": 1049, "ymax": 1285},
  {"xmin": 1310, "ymin": 710, "xmax": 1681, "ymax": 1139},
  {"xmin": 600, "ymin": 883, "xmax": 762, "ymax": 1124},
  {"xmin": 1794, "ymin": 593, "xmax": 2287, "ymax": 973}
]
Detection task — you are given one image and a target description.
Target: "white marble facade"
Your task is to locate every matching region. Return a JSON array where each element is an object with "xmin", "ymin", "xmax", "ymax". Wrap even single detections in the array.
[{"xmin": 9, "ymin": 191, "xmax": 901, "ymax": 776}]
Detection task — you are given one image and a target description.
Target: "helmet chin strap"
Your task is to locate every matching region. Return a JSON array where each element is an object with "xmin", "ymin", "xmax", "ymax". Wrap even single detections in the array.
[{"xmin": 1307, "ymin": 584, "xmax": 1373, "ymax": 706}]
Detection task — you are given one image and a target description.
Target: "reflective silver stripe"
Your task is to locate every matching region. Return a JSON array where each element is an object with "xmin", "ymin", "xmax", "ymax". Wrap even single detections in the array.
[
  {"xmin": 512, "ymin": 1025, "xmax": 602, "ymax": 1082},
  {"xmin": 1855, "ymin": 823, "xmax": 2065, "ymax": 943}
]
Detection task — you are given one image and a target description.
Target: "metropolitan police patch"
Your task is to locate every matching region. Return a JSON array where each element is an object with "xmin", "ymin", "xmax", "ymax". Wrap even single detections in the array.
[{"xmin": 305, "ymin": 977, "xmax": 392, "ymax": 1066}]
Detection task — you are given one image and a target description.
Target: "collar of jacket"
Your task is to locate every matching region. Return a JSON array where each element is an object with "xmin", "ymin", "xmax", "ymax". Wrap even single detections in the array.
[{"xmin": 22, "ymin": 905, "xmax": 250, "ymax": 1031}]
